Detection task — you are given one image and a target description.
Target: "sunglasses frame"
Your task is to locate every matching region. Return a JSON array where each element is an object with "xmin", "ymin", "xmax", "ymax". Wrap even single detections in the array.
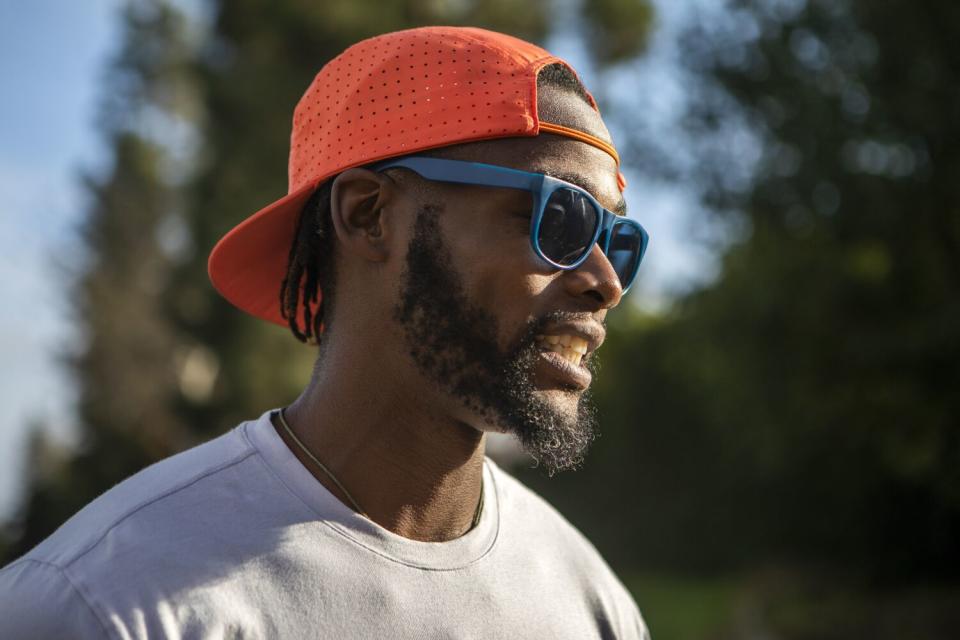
[{"xmin": 370, "ymin": 156, "xmax": 649, "ymax": 291}]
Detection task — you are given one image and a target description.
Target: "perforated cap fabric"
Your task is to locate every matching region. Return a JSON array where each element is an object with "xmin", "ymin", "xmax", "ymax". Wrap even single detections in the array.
[{"xmin": 208, "ymin": 26, "xmax": 625, "ymax": 329}]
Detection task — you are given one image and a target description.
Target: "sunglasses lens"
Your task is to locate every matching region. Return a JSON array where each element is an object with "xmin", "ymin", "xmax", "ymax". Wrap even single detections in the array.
[
  {"xmin": 537, "ymin": 188, "xmax": 601, "ymax": 266},
  {"xmin": 607, "ymin": 222, "xmax": 645, "ymax": 288}
]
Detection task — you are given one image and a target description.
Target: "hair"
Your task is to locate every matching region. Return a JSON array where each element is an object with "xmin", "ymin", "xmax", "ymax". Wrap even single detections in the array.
[
  {"xmin": 279, "ymin": 179, "xmax": 336, "ymax": 343},
  {"xmin": 279, "ymin": 62, "xmax": 592, "ymax": 344},
  {"xmin": 537, "ymin": 61, "xmax": 593, "ymax": 105}
]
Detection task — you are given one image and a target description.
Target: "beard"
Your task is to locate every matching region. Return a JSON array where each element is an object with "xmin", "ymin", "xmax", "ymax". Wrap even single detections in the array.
[{"xmin": 392, "ymin": 205, "xmax": 599, "ymax": 476}]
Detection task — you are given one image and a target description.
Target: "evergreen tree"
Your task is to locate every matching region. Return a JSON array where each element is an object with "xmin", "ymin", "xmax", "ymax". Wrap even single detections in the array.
[
  {"xmin": 682, "ymin": 0, "xmax": 960, "ymax": 580},
  {"xmin": 2, "ymin": 2, "xmax": 195, "ymax": 560},
  {"xmin": 538, "ymin": 0, "xmax": 960, "ymax": 583}
]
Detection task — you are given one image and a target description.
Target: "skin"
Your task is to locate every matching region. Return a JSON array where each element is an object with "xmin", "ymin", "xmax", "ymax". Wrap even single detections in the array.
[{"xmin": 272, "ymin": 84, "xmax": 626, "ymax": 542}]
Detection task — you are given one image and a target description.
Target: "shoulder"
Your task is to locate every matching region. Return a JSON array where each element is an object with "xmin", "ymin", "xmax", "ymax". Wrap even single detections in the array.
[
  {"xmin": 0, "ymin": 418, "xmax": 272, "ymax": 637},
  {"xmin": 14, "ymin": 419, "xmax": 259, "ymax": 570},
  {"xmin": 485, "ymin": 457, "xmax": 651, "ymax": 639},
  {"xmin": 0, "ymin": 557, "xmax": 115, "ymax": 638},
  {"xmin": 0, "ymin": 558, "xmax": 111, "ymax": 638}
]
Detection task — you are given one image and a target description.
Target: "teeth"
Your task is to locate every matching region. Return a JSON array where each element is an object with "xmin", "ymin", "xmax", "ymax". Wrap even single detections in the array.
[
  {"xmin": 561, "ymin": 347, "xmax": 583, "ymax": 367},
  {"xmin": 536, "ymin": 334, "xmax": 589, "ymax": 354},
  {"xmin": 535, "ymin": 334, "xmax": 589, "ymax": 367},
  {"xmin": 538, "ymin": 341, "xmax": 583, "ymax": 367}
]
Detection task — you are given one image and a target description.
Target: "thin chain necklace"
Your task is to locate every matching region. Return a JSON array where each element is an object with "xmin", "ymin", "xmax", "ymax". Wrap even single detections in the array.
[{"xmin": 275, "ymin": 408, "xmax": 484, "ymax": 530}]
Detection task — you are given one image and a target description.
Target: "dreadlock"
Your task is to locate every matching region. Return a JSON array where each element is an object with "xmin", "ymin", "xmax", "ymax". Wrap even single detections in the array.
[
  {"xmin": 279, "ymin": 179, "xmax": 336, "ymax": 344},
  {"xmin": 279, "ymin": 62, "xmax": 593, "ymax": 344}
]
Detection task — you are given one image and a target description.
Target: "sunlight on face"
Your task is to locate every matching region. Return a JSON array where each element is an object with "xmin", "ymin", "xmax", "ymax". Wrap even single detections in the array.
[{"xmin": 393, "ymin": 206, "xmax": 599, "ymax": 475}]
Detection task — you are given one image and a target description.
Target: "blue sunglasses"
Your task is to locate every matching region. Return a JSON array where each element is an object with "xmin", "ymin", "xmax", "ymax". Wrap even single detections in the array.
[{"xmin": 371, "ymin": 157, "xmax": 650, "ymax": 292}]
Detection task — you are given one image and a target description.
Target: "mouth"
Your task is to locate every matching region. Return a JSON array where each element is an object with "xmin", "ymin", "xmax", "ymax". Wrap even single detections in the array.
[
  {"xmin": 535, "ymin": 334, "xmax": 589, "ymax": 367},
  {"xmin": 533, "ymin": 321, "xmax": 604, "ymax": 365},
  {"xmin": 533, "ymin": 333, "xmax": 593, "ymax": 390}
]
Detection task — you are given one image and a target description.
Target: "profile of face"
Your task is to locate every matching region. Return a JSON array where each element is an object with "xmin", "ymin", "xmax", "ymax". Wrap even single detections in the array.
[{"xmin": 385, "ymin": 84, "xmax": 626, "ymax": 475}]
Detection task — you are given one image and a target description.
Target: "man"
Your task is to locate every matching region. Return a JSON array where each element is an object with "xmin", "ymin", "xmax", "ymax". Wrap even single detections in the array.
[{"xmin": 0, "ymin": 27, "xmax": 650, "ymax": 638}]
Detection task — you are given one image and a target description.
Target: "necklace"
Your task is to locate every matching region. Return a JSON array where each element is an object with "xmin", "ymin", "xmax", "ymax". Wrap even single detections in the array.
[{"xmin": 275, "ymin": 408, "xmax": 484, "ymax": 530}]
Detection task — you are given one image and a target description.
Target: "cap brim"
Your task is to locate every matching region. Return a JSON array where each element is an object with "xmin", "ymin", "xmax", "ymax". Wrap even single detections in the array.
[{"xmin": 208, "ymin": 181, "xmax": 319, "ymax": 327}]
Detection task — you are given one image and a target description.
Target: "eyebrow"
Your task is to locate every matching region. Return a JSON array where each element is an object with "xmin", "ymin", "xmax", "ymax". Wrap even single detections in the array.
[{"xmin": 544, "ymin": 170, "xmax": 628, "ymax": 217}]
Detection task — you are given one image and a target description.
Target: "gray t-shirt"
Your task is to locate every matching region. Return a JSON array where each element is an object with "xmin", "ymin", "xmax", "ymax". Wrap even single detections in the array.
[{"xmin": 0, "ymin": 409, "xmax": 648, "ymax": 639}]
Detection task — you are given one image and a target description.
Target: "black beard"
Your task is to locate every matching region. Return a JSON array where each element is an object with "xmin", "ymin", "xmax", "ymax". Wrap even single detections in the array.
[{"xmin": 392, "ymin": 206, "xmax": 599, "ymax": 476}]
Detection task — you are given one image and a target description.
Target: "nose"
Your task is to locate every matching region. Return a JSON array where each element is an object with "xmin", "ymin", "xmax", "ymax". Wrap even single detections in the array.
[{"xmin": 562, "ymin": 243, "xmax": 623, "ymax": 309}]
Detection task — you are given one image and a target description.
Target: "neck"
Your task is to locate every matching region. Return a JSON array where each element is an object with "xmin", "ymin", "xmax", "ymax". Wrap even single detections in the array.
[{"xmin": 273, "ymin": 339, "xmax": 487, "ymax": 542}]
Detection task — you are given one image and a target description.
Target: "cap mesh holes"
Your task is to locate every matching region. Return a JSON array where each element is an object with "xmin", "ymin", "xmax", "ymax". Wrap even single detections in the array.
[{"xmin": 288, "ymin": 30, "xmax": 543, "ymax": 192}]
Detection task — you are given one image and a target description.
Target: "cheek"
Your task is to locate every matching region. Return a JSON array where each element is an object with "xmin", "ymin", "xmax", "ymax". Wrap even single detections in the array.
[
  {"xmin": 440, "ymin": 201, "xmax": 557, "ymax": 342},
  {"xmin": 459, "ymin": 236, "xmax": 556, "ymax": 351},
  {"xmin": 458, "ymin": 221, "xmax": 549, "ymax": 301}
]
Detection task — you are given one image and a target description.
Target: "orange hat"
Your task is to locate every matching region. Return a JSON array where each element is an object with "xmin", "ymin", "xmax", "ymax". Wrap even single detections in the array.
[{"xmin": 208, "ymin": 26, "xmax": 625, "ymax": 328}]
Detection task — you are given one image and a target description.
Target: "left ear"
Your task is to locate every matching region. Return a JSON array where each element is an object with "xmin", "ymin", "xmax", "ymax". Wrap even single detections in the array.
[{"xmin": 329, "ymin": 168, "xmax": 398, "ymax": 264}]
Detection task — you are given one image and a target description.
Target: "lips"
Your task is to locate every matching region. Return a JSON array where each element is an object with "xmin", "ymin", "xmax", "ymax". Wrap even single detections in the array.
[
  {"xmin": 536, "ymin": 348, "xmax": 593, "ymax": 390},
  {"xmin": 526, "ymin": 321, "xmax": 604, "ymax": 390},
  {"xmin": 535, "ymin": 334, "xmax": 588, "ymax": 367}
]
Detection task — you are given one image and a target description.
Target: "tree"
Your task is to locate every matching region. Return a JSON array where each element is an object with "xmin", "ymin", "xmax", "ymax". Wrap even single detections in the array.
[
  {"xmin": 538, "ymin": 0, "xmax": 960, "ymax": 582},
  {"xmin": 3, "ymin": 3, "xmax": 193, "ymax": 560}
]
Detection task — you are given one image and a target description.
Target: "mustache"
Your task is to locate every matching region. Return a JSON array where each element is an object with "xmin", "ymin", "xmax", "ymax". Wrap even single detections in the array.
[
  {"xmin": 535, "ymin": 309, "xmax": 604, "ymax": 329},
  {"xmin": 510, "ymin": 310, "xmax": 606, "ymax": 364}
]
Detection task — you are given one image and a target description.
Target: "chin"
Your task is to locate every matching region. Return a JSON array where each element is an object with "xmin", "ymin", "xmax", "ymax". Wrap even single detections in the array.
[{"xmin": 535, "ymin": 385, "xmax": 583, "ymax": 410}]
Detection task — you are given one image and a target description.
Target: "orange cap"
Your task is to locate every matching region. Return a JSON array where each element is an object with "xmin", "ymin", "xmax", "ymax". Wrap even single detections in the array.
[{"xmin": 208, "ymin": 26, "xmax": 625, "ymax": 328}]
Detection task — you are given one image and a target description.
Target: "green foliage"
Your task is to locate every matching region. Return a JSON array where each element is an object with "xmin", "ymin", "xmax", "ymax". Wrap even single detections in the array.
[
  {"xmin": 2, "ymin": 4, "xmax": 198, "ymax": 554},
  {"xmin": 678, "ymin": 0, "xmax": 960, "ymax": 579},
  {"xmin": 624, "ymin": 571, "xmax": 960, "ymax": 640},
  {"xmin": 581, "ymin": 0, "xmax": 654, "ymax": 63},
  {"xmin": 520, "ymin": 0, "xmax": 960, "ymax": 590},
  {"xmin": 627, "ymin": 573, "xmax": 739, "ymax": 640}
]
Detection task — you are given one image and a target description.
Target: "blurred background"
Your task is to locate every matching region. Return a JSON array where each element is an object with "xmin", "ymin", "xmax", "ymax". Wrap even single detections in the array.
[{"xmin": 2, "ymin": 0, "xmax": 958, "ymax": 637}]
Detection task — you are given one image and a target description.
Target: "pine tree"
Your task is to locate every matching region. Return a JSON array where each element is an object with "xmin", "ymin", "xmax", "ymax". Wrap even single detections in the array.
[
  {"xmin": 3, "ymin": 2, "xmax": 195, "ymax": 560},
  {"xmin": 545, "ymin": 0, "xmax": 960, "ymax": 583}
]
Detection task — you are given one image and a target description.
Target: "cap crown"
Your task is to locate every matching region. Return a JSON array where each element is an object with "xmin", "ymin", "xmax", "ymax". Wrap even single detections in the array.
[
  {"xmin": 287, "ymin": 26, "xmax": 592, "ymax": 194},
  {"xmin": 209, "ymin": 26, "xmax": 615, "ymax": 329}
]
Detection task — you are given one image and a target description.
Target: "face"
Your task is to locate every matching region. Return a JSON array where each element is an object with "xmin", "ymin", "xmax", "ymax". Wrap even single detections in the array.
[{"xmin": 388, "ymin": 85, "xmax": 625, "ymax": 475}]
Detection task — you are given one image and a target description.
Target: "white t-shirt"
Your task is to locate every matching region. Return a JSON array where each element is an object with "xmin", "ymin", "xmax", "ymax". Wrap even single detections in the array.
[{"xmin": 0, "ymin": 409, "xmax": 649, "ymax": 639}]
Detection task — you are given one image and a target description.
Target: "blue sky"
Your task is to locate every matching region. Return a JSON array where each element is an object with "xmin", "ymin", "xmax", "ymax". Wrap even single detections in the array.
[
  {"xmin": 0, "ymin": 0, "xmax": 718, "ymax": 519},
  {"xmin": 0, "ymin": 0, "xmax": 123, "ymax": 517}
]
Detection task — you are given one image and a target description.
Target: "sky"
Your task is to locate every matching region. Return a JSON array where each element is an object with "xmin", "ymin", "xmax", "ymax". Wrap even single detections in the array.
[
  {"xmin": 0, "ymin": 0, "xmax": 124, "ymax": 518},
  {"xmin": 0, "ymin": 0, "xmax": 718, "ymax": 520}
]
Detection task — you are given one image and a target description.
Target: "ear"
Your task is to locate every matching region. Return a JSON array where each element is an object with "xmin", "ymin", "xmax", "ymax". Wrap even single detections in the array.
[{"xmin": 329, "ymin": 168, "xmax": 397, "ymax": 263}]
